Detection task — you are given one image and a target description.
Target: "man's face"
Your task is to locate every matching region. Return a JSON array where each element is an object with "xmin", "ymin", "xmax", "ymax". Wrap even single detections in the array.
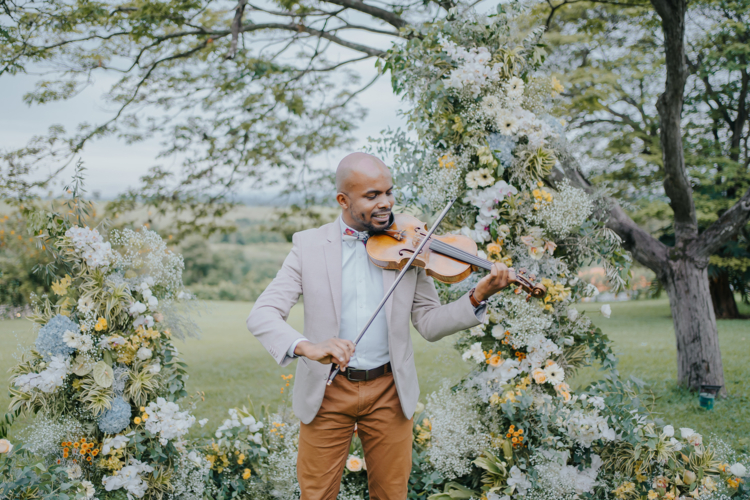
[{"xmin": 337, "ymin": 166, "xmax": 395, "ymax": 233}]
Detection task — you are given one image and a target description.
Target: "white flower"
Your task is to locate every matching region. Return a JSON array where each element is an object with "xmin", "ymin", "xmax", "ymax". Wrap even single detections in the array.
[
  {"xmin": 567, "ymin": 308, "xmax": 578, "ymax": 322},
  {"xmin": 198, "ymin": 419, "xmax": 209, "ymax": 427},
  {"xmin": 147, "ymin": 295, "xmax": 159, "ymax": 310},
  {"xmin": 465, "ymin": 168, "xmax": 495, "ymax": 189},
  {"xmin": 543, "ymin": 362, "xmax": 565, "ymax": 385},
  {"xmin": 462, "ymin": 342, "xmax": 485, "ymax": 364},
  {"xmin": 14, "ymin": 355, "xmax": 70, "ymax": 393},
  {"xmin": 498, "ymin": 114, "xmax": 519, "ymax": 135},
  {"xmin": 80, "ymin": 480, "xmax": 95, "ymax": 499},
  {"xmin": 137, "ymin": 347, "xmax": 153, "ymax": 360},
  {"xmin": 468, "ymin": 325, "xmax": 486, "ymax": 337},
  {"xmin": 77, "ymin": 296, "xmax": 95, "ymax": 314},
  {"xmin": 662, "ymin": 425, "xmax": 674, "ymax": 437},
  {"xmin": 148, "ymin": 362, "xmax": 161, "ymax": 374},
  {"xmin": 508, "ymin": 466, "xmax": 531, "ymax": 494},
  {"xmin": 78, "ymin": 334, "xmax": 94, "ymax": 352},
  {"xmin": 63, "ymin": 330, "xmax": 80, "ymax": 348},
  {"xmin": 730, "ymin": 463, "xmax": 747, "ymax": 477},
  {"xmin": 66, "ymin": 464, "xmax": 82, "ymax": 479},
  {"xmin": 144, "ymin": 397, "xmax": 196, "ymax": 443},
  {"xmin": 133, "ymin": 315, "xmax": 154, "ymax": 328},
  {"xmin": 102, "ymin": 435, "xmax": 129, "ymax": 456},
  {"xmin": 600, "ymin": 304, "xmax": 611, "ymax": 318},
  {"xmin": 129, "ymin": 301, "xmax": 147, "ymax": 316},
  {"xmin": 102, "ymin": 458, "xmax": 153, "ymax": 498},
  {"xmin": 680, "ymin": 427, "xmax": 695, "ymax": 439},
  {"xmin": 251, "ymin": 432, "xmax": 263, "ymax": 445},
  {"xmin": 506, "ymin": 77, "xmax": 525, "ymax": 98},
  {"xmin": 491, "ymin": 358, "xmax": 520, "ymax": 383},
  {"xmin": 187, "ymin": 450, "xmax": 203, "ymax": 467}
]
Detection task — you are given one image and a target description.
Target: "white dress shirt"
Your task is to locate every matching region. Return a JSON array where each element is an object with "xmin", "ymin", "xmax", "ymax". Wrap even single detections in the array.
[{"xmin": 286, "ymin": 216, "xmax": 487, "ymax": 368}]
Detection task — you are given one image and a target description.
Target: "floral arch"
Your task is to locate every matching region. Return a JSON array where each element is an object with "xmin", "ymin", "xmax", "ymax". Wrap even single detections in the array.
[{"xmin": 1, "ymin": 6, "xmax": 748, "ymax": 500}]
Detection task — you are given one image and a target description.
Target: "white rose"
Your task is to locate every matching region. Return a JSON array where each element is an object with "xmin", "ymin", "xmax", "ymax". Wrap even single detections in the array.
[
  {"xmin": 148, "ymin": 363, "xmax": 161, "ymax": 374},
  {"xmin": 662, "ymin": 425, "xmax": 674, "ymax": 437},
  {"xmin": 147, "ymin": 295, "xmax": 159, "ymax": 309},
  {"xmin": 137, "ymin": 347, "xmax": 153, "ymax": 360},
  {"xmin": 0, "ymin": 439, "xmax": 14, "ymax": 454},
  {"xmin": 730, "ymin": 463, "xmax": 747, "ymax": 477},
  {"xmin": 600, "ymin": 304, "xmax": 611, "ymax": 318},
  {"xmin": 567, "ymin": 308, "xmax": 579, "ymax": 322}
]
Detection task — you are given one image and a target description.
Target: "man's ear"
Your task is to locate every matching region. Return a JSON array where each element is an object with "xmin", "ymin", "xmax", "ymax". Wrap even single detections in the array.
[{"xmin": 336, "ymin": 192, "xmax": 349, "ymax": 209}]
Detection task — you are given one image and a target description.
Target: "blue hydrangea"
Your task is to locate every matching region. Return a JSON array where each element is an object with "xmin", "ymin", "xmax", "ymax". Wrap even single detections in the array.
[
  {"xmin": 35, "ymin": 314, "xmax": 78, "ymax": 361},
  {"xmin": 98, "ymin": 397, "xmax": 132, "ymax": 434},
  {"xmin": 488, "ymin": 133, "xmax": 516, "ymax": 169}
]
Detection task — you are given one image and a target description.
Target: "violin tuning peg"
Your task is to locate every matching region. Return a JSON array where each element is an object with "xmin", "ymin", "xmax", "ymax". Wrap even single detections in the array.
[
  {"xmin": 525, "ymin": 294, "xmax": 531, "ymax": 302},
  {"xmin": 514, "ymin": 288, "xmax": 522, "ymax": 295}
]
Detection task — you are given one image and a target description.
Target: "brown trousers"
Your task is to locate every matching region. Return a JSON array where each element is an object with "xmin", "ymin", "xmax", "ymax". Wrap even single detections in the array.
[{"xmin": 297, "ymin": 370, "xmax": 413, "ymax": 499}]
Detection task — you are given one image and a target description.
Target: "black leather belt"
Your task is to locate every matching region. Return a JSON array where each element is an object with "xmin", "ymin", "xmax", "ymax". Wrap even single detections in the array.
[{"xmin": 333, "ymin": 362, "xmax": 391, "ymax": 381}]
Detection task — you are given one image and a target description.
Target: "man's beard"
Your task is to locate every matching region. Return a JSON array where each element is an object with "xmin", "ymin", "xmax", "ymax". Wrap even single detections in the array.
[{"xmin": 351, "ymin": 209, "xmax": 393, "ymax": 234}]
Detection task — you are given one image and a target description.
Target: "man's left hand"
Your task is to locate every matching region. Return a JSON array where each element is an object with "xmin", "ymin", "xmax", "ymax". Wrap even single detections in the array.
[{"xmin": 474, "ymin": 263, "xmax": 515, "ymax": 302}]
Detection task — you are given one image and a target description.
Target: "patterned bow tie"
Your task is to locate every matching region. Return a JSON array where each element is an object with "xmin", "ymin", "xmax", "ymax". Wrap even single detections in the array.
[{"xmin": 342, "ymin": 227, "xmax": 369, "ymax": 243}]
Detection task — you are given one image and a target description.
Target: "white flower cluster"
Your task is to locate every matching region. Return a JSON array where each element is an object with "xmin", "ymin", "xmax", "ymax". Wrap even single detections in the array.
[
  {"xmin": 490, "ymin": 293, "xmax": 553, "ymax": 348},
  {"xmin": 111, "ymin": 227, "xmax": 185, "ymax": 298},
  {"xmin": 562, "ymin": 408, "xmax": 616, "ymax": 448},
  {"xmin": 14, "ymin": 355, "xmax": 70, "ymax": 393},
  {"xmin": 101, "ymin": 434, "xmax": 129, "ymax": 456},
  {"xmin": 507, "ymin": 465, "xmax": 532, "ymax": 495},
  {"xmin": 171, "ymin": 449, "xmax": 210, "ymax": 500},
  {"xmin": 462, "ymin": 181, "xmax": 518, "ymax": 243},
  {"xmin": 62, "ymin": 330, "xmax": 94, "ymax": 352},
  {"xmin": 480, "ymin": 92, "xmax": 558, "ymax": 149},
  {"xmin": 530, "ymin": 182, "xmax": 594, "ymax": 237},
  {"xmin": 102, "ymin": 458, "xmax": 154, "ymax": 498},
  {"xmin": 65, "ymin": 226, "xmax": 114, "ymax": 268},
  {"xmin": 426, "ymin": 385, "xmax": 489, "ymax": 479},
  {"xmin": 529, "ymin": 449, "xmax": 602, "ymax": 499},
  {"xmin": 129, "ymin": 279, "xmax": 159, "ymax": 328},
  {"xmin": 463, "ymin": 357, "xmax": 522, "ymax": 402},
  {"xmin": 441, "ymin": 38, "xmax": 503, "ymax": 97},
  {"xmin": 144, "ymin": 397, "xmax": 196, "ymax": 445},
  {"xmin": 215, "ymin": 408, "xmax": 265, "ymax": 446}
]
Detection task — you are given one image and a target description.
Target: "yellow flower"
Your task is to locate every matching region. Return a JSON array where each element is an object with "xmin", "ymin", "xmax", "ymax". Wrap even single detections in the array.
[
  {"xmin": 242, "ymin": 468, "xmax": 251, "ymax": 480},
  {"xmin": 438, "ymin": 154, "xmax": 456, "ymax": 169},
  {"xmin": 647, "ymin": 490, "xmax": 658, "ymax": 500},
  {"xmin": 51, "ymin": 275, "xmax": 72, "ymax": 296},
  {"xmin": 551, "ymin": 76, "xmax": 564, "ymax": 96},
  {"xmin": 486, "ymin": 242, "xmax": 504, "ymax": 262},
  {"xmin": 489, "ymin": 393, "xmax": 502, "ymax": 406},
  {"xmin": 134, "ymin": 417, "xmax": 142, "ymax": 425},
  {"xmin": 94, "ymin": 317, "xmax": 108, "ymax": 332}
]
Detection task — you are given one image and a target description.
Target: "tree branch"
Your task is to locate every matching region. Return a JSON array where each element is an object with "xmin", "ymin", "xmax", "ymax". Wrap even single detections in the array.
[
  {"xmin": 318, "ymin": 0, "xmax": 407, "ymax": 29},
  {"xmin": 691, "ymin": 187, "xmax": 750, "ymax": 260},
  {"xmin": 550, "ymin": 148, "xmax": 669, "ymax": 275}
]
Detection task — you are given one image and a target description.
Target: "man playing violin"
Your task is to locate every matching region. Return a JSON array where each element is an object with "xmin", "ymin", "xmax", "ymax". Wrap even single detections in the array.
[{"xmin": 246, "ymin": 152, "xmax": 513, "ymax": 499}]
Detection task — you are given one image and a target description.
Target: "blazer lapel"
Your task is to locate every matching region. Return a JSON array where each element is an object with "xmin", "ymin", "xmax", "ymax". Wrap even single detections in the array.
[{"xmin": 324, "ymin": 218, "xmax": 343, "ymax": 332}]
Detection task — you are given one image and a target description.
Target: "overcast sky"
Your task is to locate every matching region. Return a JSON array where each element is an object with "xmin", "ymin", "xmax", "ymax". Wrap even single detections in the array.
[{"xmin": 0, "ymin": 57, "xmax": 406, "ymax": 199}]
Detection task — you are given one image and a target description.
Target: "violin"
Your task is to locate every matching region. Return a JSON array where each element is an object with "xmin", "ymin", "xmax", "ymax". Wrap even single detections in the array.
[{"xmin": 366, "ymin": 213, "xmax": 546, "ymax": 299}]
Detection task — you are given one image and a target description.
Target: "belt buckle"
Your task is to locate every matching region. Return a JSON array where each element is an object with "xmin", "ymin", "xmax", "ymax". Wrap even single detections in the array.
[{"xmin": 345, "ymin": 368, "xmax": 359, "ymax": 381}]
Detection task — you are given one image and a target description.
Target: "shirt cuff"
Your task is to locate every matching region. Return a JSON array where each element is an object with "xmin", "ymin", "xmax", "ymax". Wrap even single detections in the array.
[
  {"xmin": 473, "ymin": 302, "xmax": 487, "ymax": 322},
  {"xmin": 287, "ymin": 338, "xmax": 310, "ymax": 358}
]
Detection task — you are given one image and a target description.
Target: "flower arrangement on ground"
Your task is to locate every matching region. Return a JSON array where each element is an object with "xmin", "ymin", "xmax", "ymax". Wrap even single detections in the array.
[
  {"xmin": 1, "ymin": 189, "xmax": 206, "ymax": 499},
  {"xmin": 379, "ymin": 5, "xmax": 750, "ymax": 500}
]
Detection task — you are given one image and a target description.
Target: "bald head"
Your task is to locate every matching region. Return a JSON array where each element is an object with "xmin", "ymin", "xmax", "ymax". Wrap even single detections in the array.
[
  {"xmin": 335, "ymin": 152, "xmax": 395, "ymax": 233},
  {"xmin": 335, "ymin": 152, "xmax": 390, "ymax": 194}
]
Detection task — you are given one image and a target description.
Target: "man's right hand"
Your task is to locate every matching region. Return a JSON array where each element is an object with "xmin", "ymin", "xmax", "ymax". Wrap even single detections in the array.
[{"xmin": 295, "ymin": 339, "xmax": 356, "ymax": 370}]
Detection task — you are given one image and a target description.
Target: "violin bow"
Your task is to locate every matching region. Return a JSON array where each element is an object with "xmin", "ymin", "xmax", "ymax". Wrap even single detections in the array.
[{"xmin": 327, "ymin": 198, "xmax": 457, "ymax": 385}]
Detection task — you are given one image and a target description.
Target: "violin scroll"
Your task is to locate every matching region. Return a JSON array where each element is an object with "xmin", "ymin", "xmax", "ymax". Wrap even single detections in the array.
[{"xmin": 511, "ymin": 269, "xmax": 547, "ymax": 300}]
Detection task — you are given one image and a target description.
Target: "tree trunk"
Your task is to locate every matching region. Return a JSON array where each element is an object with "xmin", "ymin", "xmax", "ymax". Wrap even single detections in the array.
[
  {"xmin": 709, "ymin": 271, "xmax": 740, "ymax": 319},
  {"xmin": 663, "ymin": 258, "xmax": 727, "ymax": 395}
]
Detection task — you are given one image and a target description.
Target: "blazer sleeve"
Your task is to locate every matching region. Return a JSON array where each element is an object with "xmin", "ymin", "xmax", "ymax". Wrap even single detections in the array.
[
  {"xmin": 246, "ymin": 234, "xmax": 306, "ymax": 366},
  {"xmin": 410, "ymin": 268, "xmax": 485, "ymax": 342}
]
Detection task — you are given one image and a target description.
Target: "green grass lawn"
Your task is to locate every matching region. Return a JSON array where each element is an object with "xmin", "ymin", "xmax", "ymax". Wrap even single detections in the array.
[{"xmin": 1, "ymin": 298, "xmax": 748, "ymax": 446}]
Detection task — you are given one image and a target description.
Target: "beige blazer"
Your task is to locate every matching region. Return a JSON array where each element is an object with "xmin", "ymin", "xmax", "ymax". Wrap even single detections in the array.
[{"xmin": 246, "ymin": 217, "xmax": 483, "ymax": 424}]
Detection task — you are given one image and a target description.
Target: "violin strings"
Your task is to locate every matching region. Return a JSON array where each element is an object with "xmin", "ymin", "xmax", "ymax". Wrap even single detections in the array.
[{"xmin": 429, "ymin": 239, "xmax": 493, "ymax": 270}]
